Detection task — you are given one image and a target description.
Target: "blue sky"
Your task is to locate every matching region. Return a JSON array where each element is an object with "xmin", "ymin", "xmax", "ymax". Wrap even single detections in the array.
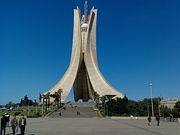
[{"xmin": 0, "ymin": 0, "xmax": 179, "ymax": 105}]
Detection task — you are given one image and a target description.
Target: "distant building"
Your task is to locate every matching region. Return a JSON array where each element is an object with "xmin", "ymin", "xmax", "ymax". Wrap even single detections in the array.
[
  {"xmin": 0, "ymin": 107, "xmax": 7, "ymax": 112},
  {"xmin": 160, "ymin": 98, "xmax": 180, "ymax": 109}
]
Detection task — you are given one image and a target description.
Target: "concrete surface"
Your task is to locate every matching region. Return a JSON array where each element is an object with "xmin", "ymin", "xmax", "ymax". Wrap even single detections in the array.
[{"xmin": 2, "ymin": 117, "xmax": 179, "ymax": 135}]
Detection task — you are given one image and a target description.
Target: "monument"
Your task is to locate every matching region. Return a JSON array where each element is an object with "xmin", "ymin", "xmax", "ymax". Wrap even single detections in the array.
[{"xmin": 44, "ymin": 1, "xmax": 124, "ymax": 102}]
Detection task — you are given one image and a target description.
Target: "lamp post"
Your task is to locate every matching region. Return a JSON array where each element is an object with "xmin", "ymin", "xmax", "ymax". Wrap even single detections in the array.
[{"xmin": 149, "ymin": 83, "xmax": 154, "ymax": 117}]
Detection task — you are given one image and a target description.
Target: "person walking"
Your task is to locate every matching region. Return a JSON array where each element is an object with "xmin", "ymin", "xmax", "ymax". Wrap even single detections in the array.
[
  {"xmin": 11, "ymin": 115, "xmax": 18, "ymax": 135},
  {"xmin": 19, "ymin": 115, "xmax": 26, "ymax": 135},
  {"xmin": 5, "ymin": 113, "xmax": 10, "ymax": 127},
  {"xmin": 0, "ymin": 115, "xmax": 7, "ymax": 135},
  {"xmin": 170, "ymin": 114, "xmax": 173, "ymax": 122},
  {"xmin": 148, "ymin": 116, "xmax": 152, "ymax": 126},
  {"xmin": 59, "ymin": 112, "xmax": 61, "ymax": 116},
  {"xmin": 77, "ymin": 111, "xmax": 80, "ymax": 116},
  {"xmin": 156, "ymin": 115, "xmax": 160, "ymax": 126}
]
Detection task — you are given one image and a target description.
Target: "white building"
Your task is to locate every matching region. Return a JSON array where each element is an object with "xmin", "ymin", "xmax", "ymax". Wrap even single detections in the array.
[{"xmin": 160, "ymin": 98, "xmax": 180, "ymax": 109}]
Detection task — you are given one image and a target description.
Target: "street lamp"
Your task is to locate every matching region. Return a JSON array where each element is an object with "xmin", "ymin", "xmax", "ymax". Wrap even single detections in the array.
[{"xmin": 149, "ymin": 83, "xmax": 154, "ymax": 117}]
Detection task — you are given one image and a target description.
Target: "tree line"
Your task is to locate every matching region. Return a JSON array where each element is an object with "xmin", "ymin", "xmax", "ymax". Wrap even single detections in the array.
[
  {"xmin": 98, "ymin": 96, "xmax": 180, "ymax": 117},
  {"xmin": 3, "ymin": 93, "xmax": 180, "ymax": 118}
]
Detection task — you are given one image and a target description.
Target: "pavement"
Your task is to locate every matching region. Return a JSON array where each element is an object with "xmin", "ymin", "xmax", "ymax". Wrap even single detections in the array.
[{"xmin": 3, "ymin": 117, "xmax": 179, "ymax": 135}]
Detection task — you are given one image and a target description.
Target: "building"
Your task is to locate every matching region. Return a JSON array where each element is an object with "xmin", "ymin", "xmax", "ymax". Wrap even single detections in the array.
[
  {"xmin": 160, "ymin": 98, "xmax": 180, "ymax": 109},
  {"xmin": 0, "ymin": 107, "xmax": 7, "ymax": 112},
  {"xmin": 44, "ymin": 1, "xmax": 124, "ymax": 102}
]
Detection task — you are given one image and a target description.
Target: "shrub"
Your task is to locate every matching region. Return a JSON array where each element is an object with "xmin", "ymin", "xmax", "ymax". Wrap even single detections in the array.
[{"xmin": 14, "ymin": 112, "xmax": 21, "ymax": 116}]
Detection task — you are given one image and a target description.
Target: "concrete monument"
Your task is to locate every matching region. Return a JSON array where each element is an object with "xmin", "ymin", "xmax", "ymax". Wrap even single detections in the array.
[{"xmin": 44, "ymin": 1, "xmax": 124, "ymax": 102}]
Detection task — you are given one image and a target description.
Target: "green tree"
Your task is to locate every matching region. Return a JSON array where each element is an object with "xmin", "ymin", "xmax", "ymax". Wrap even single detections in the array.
[
  {"xmin": 174, "ymin": 101, "xmax": 180, "ymax": 110},
  {"xmin": 39, "ymin": 93, "xmax": 42, "ymax": 103},
  {"xmin": 5, "ymin": 101, "xmax": 16, "ymax": 109},
  {"xmin": 57, "ymin": 89, "xmax": 63, "ymax": 108},
  {"xmin": 107, "ymin": 96, "xmax": 128, "ymax": 116},
  {"xmin": 93, "ymin": 91, "xmax": 100, "ymax": 106},
  {"xmin": 50, "ymin": 92, "xmax": 60, "ymax": 107},
  {"xmin": 161, "ymin": 106, "xmax": 172, "ymax": 117},
  {"xmin": 43, "ymin": 92, "xmax": 50, "ymax": 113},
  {"xmin": 100, "ymin": 96, "xmax": 162, "ymax": 116},
  {"xmin": 126, "ymin": 100, "xmax": 139, "ymax": 116},
  {"xmin": 19, "ymin": 95, "xmax": 34, "ymax": 106},
  {"xmin": 172, "ymin": 101, "xmax": 180, "ymax": 118}
]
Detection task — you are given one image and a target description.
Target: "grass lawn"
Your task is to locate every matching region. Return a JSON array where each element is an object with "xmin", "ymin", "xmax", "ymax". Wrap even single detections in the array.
[{"xmin": 0, "ymin": 105, "xmax": 57, "ymax": 117}]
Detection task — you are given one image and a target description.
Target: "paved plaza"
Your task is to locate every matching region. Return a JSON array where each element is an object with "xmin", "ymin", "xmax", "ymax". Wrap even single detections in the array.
[{"xmin": 3, "ymin": 117, "xmax": 180, "ymax": 135}]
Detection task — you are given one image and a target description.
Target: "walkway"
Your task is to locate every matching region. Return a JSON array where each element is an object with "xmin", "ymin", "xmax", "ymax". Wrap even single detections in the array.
[{"xmin": 23, "ymin": 118, "xmax": 180, "ymax": 135}]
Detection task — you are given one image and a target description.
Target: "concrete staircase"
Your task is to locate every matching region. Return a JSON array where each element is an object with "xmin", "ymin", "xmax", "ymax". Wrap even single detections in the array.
[{"xmin": 48, "ymin": 102, "xmax": 99, "ymax": 118}]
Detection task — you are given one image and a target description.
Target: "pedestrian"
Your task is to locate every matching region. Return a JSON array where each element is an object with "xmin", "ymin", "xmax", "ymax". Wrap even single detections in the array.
[
  {"xmin": 156, "ymin": 115, "xmax": 160, "ymax": 126},
  {"xmin": 0, "ymin": 115, "xmax": 7, "ymax": 135},
  {"xmin": 11, "ymin": 115, "xmax": 18, "ymax": 135},
  {"xmin": 170, "ymin": 114, "xmax": 173, "ymax": 122},
  {"xmin": 77, "ymin": 111, "xmax": 80, "ymax": 115},
  {"xmin": 19, "ymin": 115, "xmax": 27, "ymax": 135},
  {"xmin": 147, "ymin": 116, "xmax": 152, "ymax": 126},
  {"xmin": 130, "ymin": 115, "xmax": 133, "ymax": 120},
  {"xmin": 5, "ymin": 113, "xmax": 10, "ymax": 127}
]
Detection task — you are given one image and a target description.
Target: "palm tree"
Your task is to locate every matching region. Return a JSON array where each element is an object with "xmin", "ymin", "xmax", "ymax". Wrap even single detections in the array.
[
  {"xmin": 50, "ymin": 89, "xmax": 63, "ymax": 109},
  {"xmin": 93, "ymin": 91, "xmax": 100, "ymax": 107},
  {"xmin": 43, "ymin": 92, "xmax": 50, "ymax": 113},
  {"xmin": 57, "ymin": 89, "xmax": 63, "ymax": 108},
  {"xmin": 47, "ymin": 92, "xmax": 51, "ymax": 108},
  {"xmin": 41, "ymin": 94, "xmax": 45, "ymax": 115},
  {"xmin": 100, "ymin": 96, "xmax": 106, "ymax": 106},
  {"xmin": 39, "ymin": 93, "xmax": 42, "ymax": 103},
  {"xmin": 100, "ymin": 96, "xmax": 107, "ymax": 115},
  {"xmin": 50, "ymin": 92, "xmax": 59, "ymax": 109}
]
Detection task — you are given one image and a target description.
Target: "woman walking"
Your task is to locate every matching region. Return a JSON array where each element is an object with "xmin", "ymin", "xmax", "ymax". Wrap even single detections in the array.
[{"xmin": 156, "ymin": 115, "xmax": 160, "ymax": 126}]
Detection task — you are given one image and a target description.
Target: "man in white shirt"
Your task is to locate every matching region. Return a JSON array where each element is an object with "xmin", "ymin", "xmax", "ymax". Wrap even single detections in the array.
[{"xmin": 19, "ymin": 115, "xmax": 26, "ymax": 135}]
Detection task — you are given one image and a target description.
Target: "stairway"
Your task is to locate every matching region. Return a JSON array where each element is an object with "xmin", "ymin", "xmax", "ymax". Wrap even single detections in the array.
[{"xmin": 48, "ymin": 102, "xmax": 99, "ymax": 118}]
